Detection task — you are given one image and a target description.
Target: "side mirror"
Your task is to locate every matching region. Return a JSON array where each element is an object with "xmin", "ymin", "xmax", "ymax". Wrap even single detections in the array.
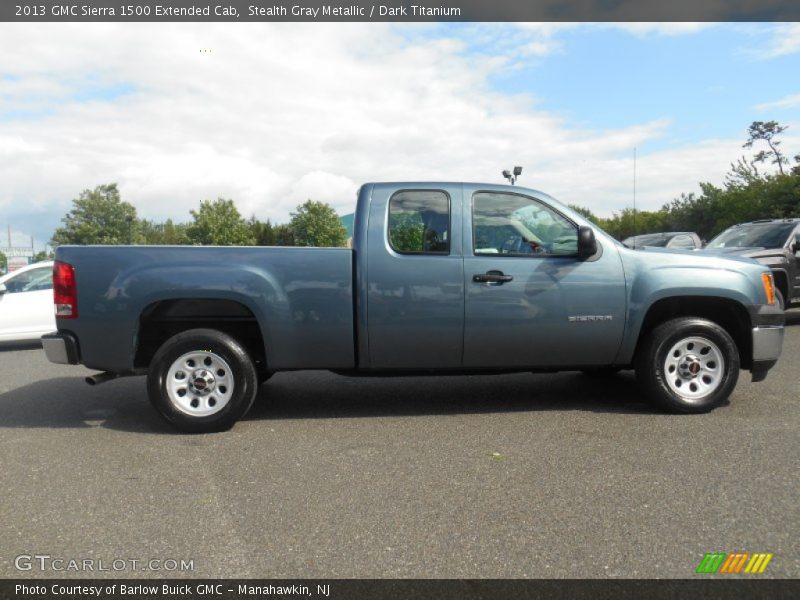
[
  {"xmin": 0, "ymin": 283, "xmax": 6, "ymax": 295},
  {"xmin": 793, "ymin": 239, "xmax": 800, "ymax": 255},
  {"xmin": 578, "ymin": 226, "xmax": 597, "ymax": 259}
]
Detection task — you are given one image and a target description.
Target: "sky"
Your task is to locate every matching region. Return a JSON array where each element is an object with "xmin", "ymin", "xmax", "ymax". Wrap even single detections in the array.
[{"xmin": 1, "ymin": 22, "xmax": 799, "ymax": 250}]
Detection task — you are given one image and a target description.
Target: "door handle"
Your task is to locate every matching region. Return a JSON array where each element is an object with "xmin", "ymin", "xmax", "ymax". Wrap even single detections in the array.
[{"xmin": 473, "ymin": 271, "xmax": 513, "ymax": 284}]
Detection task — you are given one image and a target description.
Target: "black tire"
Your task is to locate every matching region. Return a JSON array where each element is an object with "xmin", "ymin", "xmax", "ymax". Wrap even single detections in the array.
[
  {"xmin": 635, "ymin": 317, "xmax": 739, "ymax": 414},
  {"xmin": 147, "ymin": 328, "xmax": 258, "ymax": 433}
]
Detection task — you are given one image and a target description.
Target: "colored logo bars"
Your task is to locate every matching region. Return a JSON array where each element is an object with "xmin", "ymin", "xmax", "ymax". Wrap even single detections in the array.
[{"xmin": 696, "ymin": 552, "xmax": 774, "ymax": 574}]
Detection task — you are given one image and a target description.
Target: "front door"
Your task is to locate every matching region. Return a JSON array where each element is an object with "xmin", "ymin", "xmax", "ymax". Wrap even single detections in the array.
[{"xmin": 462, "ymin": 188, "xmax": 626, "ymax": 368}]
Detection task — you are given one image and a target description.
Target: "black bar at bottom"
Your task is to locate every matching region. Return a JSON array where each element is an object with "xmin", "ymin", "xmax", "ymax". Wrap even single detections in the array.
[{"xmin": 1, "ymin": 579, "xmax": 798, "ymax": 600}]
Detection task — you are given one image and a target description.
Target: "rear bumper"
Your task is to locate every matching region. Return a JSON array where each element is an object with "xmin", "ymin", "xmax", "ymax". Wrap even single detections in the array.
[{"xmin": 41, "ymin": 332, "xmax": 80, "ymax": 365}]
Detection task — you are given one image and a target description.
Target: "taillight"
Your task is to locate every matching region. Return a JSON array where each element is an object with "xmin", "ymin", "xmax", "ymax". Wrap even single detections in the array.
[{"xmin": 53, "ymin": 260, "xmax": 78, "ymax": 318}]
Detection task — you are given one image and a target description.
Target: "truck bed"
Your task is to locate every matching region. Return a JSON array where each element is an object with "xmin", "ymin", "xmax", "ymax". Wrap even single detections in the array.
[{"xmin": 55, "ymin": 245, "xmax": 355, "ymax": 372}]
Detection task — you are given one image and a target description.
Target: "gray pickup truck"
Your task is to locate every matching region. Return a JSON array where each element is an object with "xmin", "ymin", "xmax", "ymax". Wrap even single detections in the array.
[
  {"xmin": 702, "ymin": 218, "xmax": 800, "ymax": 310},
  {"xmin": 43, "ymin": 182, "xmax": 785, "ymax": 432}
]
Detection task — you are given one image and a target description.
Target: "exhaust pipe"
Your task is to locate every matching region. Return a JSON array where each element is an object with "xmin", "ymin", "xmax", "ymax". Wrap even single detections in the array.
[{"xmin": 85, "ymin": 371, "xmax": 120, "ymax": 386}]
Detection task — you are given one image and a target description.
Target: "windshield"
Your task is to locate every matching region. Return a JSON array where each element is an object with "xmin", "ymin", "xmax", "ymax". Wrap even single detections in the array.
[
  {"xmin": 706, "ymin": 222, "xmax": 796, "ymax": 249},
  {"xmin": 623, "ymin": 234, "xmax": 669, "ymax": 248}
]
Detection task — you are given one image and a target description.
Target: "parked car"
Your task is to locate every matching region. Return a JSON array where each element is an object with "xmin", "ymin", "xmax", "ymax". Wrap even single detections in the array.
[
  {"xmin": 0, "ymin": 261, "xmax": 55, "ymax": 343},
  {"xmin": 42, "ymin": 183, "xmax": 784, "ymax": 432},
  {"xmin": 702, "ymin": 218, "xmax": 800, "ymax": 310},
  {"xmin": 622, "ymin": 231, "xmax": 703, "ymax": 250}
]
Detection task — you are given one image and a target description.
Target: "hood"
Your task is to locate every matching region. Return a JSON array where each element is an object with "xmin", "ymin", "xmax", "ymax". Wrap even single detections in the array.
[
  {"xmin": 621, "ymin": 245, "xmax": 761, "ymax": 268},
  {"xmin": 700, "ymin": 246, "xmax": 784, "ymax": 260}
]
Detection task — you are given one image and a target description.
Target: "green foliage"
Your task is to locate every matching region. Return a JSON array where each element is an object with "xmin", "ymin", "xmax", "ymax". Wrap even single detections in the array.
[
  {"xmin": 389, "ymin": 212, "xmax": 425, "ymax": 252},
  {"xmin": 187, "ymin": 199, "xmax": 255, "ymax": 246},
  {"xmin": 51, "ymin": 184, "xmax": 137, "ymax": 246},
  {"xmin": 568, "ymin": 204, "xmax": 601, "ymax": 224},
  {"xmin": 0, "ymin": 251, "xmax": 6, "ymax": 272},
  {"xmin": 289, "ymin": 200, "xmax": 348, "ymax": 247},
  {"xmin": 248, "ymin": 216, "xmax": 276, "ymax": 246},
  {"xmin": 139, "ymin": 218, "xmax": 191, "ymax": 245},
  {"xmin": 32, "ymin": 250, "xmax": 53, "ymax": 262},
  {"xmin": 273, "ymin": 223, "xmax": 295, "ymax": 246}
]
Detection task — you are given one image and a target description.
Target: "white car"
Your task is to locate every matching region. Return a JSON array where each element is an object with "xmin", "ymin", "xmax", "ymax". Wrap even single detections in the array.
[{"xmin": 0, "ymin": 261, "xmax": 55, "ymax": 343}]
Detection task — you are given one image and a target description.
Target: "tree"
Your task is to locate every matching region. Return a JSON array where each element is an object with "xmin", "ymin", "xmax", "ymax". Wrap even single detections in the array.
[
  {"xmin": 32, "ymin": 250, "xmax": 53, "ymax": 262},
  {"xmin": 568, "ymin": 204, "xmax": 600, "ymax": 224},
  {"xmin": 0, "ymin": 251, "xmax": 6, "ymax": 273},
  {"xmin": 187, "ymin": 198, "xmax": 255, "ymax": 246},
  {"xmin": 273, "ymin": 223, "xmax": 295, "ymax": 246},
  {"xmin": 139, "ymin": 218, "xmax": 191, "ymax": 245},
  {"xmin": 51, "ymin": 184, "xmax": 137, "ymax": 246},
  {"xmin": 248, "ymin": 216, "xmax": 276, "ymax": 246},
  {"xmin": 743, "ymin": 120, "xmax": 789, "ymax": 175},
  {"xmin": 288, "ymin": 200, "xmax": 348, "ymax": 247}
]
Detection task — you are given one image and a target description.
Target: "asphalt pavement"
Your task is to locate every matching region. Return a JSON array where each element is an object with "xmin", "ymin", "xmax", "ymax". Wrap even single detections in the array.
[{"xmin": 1, "ymin": 312, "xmax": 798, "ymax": 579}]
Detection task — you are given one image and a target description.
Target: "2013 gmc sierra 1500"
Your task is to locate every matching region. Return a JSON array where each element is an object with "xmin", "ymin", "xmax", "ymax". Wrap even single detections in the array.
[{"xmin": 42, "ymin": 182, "xmax": 785, "ymax": 432}]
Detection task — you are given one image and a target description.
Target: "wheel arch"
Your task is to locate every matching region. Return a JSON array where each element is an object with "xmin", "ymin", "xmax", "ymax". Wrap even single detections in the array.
[
  {"xmin": 631, "ymin": 296, "xmax": 752, "ymax": 370},
  {"xmin": 134, "ymin": 297, "xmax": 270, "ymax": 378},
  {"xmin": 770, "ymin": 268, "xmax": 789, "ymax": 304}
]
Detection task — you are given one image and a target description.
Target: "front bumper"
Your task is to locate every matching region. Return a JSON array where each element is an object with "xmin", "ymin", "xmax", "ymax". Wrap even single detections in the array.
[
  {"xmin": 41, "ymin": 332, "xmax": 80, "ymax": 365},
  {"xmin": 747, "ymin": 303, "xmax": 785, "ymax": 382}
]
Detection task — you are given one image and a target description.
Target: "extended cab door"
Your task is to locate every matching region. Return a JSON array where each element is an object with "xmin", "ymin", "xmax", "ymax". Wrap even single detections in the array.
[
  {"xmin": 462, "ymin": 186, "xmax": 626, "ymax": 368},
  {"xmin": 365, "ymin": 183, "xmax": 464, "ymax": 369}
]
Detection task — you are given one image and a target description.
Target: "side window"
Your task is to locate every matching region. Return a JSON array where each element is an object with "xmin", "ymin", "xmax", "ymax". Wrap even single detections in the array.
[
  {"xmin": 4, "ymin": 267, "xmax": 53, "ymax": 293},
  {"xmin": 473, "ymin": 192, "xmax": 578, "ymax": 257},
  {"xmin": 388, "ymin": 190, "xmax": 450, "ymax": 254},
  {"xmin": 668, "ymin": 234, "xmax": 696, "ymax": 249}
]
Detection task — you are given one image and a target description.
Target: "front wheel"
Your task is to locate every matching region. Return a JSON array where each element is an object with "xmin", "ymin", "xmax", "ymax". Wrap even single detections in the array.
[
  {"xmin": 635, "ymin": 317, "xmax": 739, "ymax": 414},
  {"xmin": 147, "ymin": 328, "xmax": 258, "ymax": 433}
]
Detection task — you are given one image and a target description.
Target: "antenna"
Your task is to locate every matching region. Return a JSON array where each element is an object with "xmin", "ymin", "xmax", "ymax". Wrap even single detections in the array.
[{"xmin": 633, "ymin": 147, "xmax": 637, "ymax": 246}]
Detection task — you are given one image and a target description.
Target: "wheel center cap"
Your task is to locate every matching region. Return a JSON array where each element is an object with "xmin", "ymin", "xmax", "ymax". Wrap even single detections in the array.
[
  {"xmin": 190, "ymin": 369, "xmax": 216, "ymax": 395},
  {"xmin": 678, "ymin": 355, "xmax": 701, "ymax": 379}
]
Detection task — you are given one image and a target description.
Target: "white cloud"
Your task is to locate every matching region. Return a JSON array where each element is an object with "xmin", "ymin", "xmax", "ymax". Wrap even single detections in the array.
[
  {"xmin": 0, "ymin": 22, "xmax": 772, "ymax": 247},
  {"xmin": 754, "ymin": 93, "xmax": 800, "ymax": 112},
  {"xmin": 607, "ymin": 23, "xmax": 711, "ymax": 37},
  {"xmin": 756, "ymin": 23, "xmax": 800, "ymax": 58}
]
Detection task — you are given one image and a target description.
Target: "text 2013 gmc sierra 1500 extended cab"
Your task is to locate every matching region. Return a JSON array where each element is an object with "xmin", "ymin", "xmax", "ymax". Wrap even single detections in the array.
[{"xmin": 43, "ymin": 182, "xmax": 785, "ymax": 432}]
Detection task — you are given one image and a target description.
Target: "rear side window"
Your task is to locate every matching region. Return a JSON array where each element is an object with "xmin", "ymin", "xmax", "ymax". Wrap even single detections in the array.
[
  {"xmin": 388, "ymin": 190, "xmax": 450, "ymax": 254},
  {"xmin": 4, "ymin": 267, "xmax": 53, "ymax": 293}
]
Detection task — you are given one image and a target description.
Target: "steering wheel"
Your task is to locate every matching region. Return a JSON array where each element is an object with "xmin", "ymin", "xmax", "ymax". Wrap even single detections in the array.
[{"xmin": 501, "ymin": 236, "xmax": 545, "ymax": 255}]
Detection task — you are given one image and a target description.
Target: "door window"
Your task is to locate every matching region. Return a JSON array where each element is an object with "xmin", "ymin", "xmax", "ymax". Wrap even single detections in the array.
[
  {"xmin": 473, "ymin": 192, "xmax": 577, "ymax": 256},
  {"xmin": 3, "ymin": 267, "xmax": 53, "ymax": 293},
  {"xmin": 388, "ymin": 190, "xmax": 450, "ymax": 254}
]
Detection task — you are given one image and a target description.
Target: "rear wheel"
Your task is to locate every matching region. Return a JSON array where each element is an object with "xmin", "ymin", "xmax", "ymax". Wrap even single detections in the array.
[
  {"xmin": 147, "ymin": 328, "xmax": 258, "ymax": 433},
  {"xmin": 635, "ymin": 317, "xmax": 739, "ymax": 413}
]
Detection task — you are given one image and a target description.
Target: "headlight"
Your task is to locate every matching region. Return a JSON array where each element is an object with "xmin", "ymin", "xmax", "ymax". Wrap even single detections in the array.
[{"xmin": 761, "ymin": 272, "xmax": 776, "ymax": 305}]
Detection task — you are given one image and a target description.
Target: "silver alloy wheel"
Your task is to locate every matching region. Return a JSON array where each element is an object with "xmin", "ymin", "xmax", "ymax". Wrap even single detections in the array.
[
  {"xmin": 663, "ymin": 336, "xmax": 725, "ymax": 402},
  {"xmin": 165, "ymin": 350, "xmax": 234, "ymax": 417}
]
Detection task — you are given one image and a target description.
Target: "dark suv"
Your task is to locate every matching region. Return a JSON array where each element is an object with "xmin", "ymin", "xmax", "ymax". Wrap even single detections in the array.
[{"xmin": 703, "ymin": 219, "xmax": 800, "ymax": 309}]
